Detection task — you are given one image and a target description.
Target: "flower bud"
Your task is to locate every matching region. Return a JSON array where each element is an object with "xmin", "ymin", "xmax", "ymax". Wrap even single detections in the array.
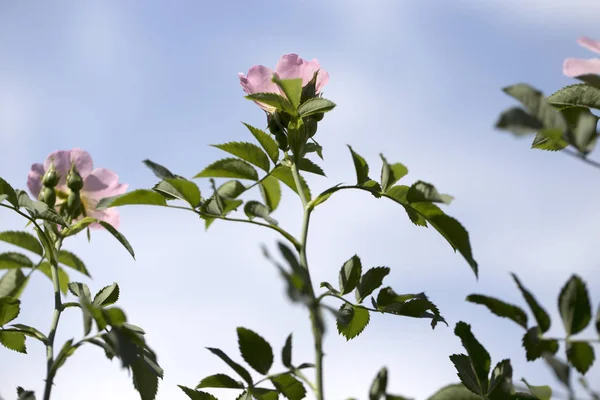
[
  {"xmin": 39, "ymin": 186, "xmax": 56, "ymax": 208},
  {"xmin": 300, "ymin": 71, "xmax": 319, "ymax": 104},
  {"xmin": 67, "ymin": 191, "xmax": 81, "ymax": 218},
  {"xmin": 304, "ymin": 117, "xmax": 318, "ymax": 138},
  {"xmin": 66, "ymin": 164, "xmax": 84, "ymax": 192},
  {"xmin": 42, "ymin": 162, "xmax": 60, "ymax": 188},
  {"xmin": 274, "ymin": 131, "xmax": 289, "ymax": 151}
]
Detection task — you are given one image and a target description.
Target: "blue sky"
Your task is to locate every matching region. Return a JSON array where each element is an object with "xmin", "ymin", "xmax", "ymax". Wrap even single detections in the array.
[{"xmin": 1, "ymin": 1, "xmax": 599, "ymax": 399}]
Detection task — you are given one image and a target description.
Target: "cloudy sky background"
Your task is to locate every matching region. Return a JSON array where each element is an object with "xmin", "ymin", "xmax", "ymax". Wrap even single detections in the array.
[{"xmin": 1, "ymin": 1, "xmax": 599, "ymax": 399}]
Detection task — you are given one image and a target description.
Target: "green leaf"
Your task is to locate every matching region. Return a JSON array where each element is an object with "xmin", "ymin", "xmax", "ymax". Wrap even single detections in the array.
[
  {"xmin": 58, "ymin": 250, "xmax": 91, "ymax": 277},
  {"xmin": 246, "ymin": 92, "xmax": 294, "ymax": 114},
  {"xmin": 298, "ymin": 97, "xmax": 336, "ymax": 117},
  {"xmin": 154, "ymin": 178, "xmax": 201, "ymax": 207},
  {"xmin": 97, "ymin": 190, "xmax": 167, "ymax": 209},
  {"xmin": 558, "ymin": 275, "xmax": 591, "ymax": 336},
  {"xmin": 496, "ymin": 107, "xmax": 544, "ymax": 135},
  {"xmin": 466, "ymin": 294, "xmax": 528, "ymax": 329},
  {"xmin": 406, "ymin": 181, "xmax": 454, "ymax": 204},
  {"xmin": 449, "ymin": 354, "xmax": 483, "ymax": 396},
  {"xmin": 503, "ymin": 84, "xmax": 568, "ymax": 133},
  {"xmin": 68, "ymin": 282, "xmax": 92, "ymax": 301},
  {"xmin": 212, "ymin": 142, "xmax": 271, "ymax": 172},
  {"xmin": 561, "ymin": 106, "xmax": 599, "ymax": 154},
  {"xmin": 16, "ymin": 387, "xmax": 36, "ymax": 400},
  {"xmin": 0, "ymin": 296, "xmax": 20, "ymax": 326},
  {"xmin": 0, "ymin": 252, "xmax": 33, "ymax": 269},
  {"xmin": 287, "ymin": 117, "xmax": 306, "ymax": 161},
  {"xmin": 521, "ymin": 379, "xmax": 552, "ymax": 400},
  {"xmin": 196, "ymin": 373, "xmax": 243, "ymax": 389},
  {"xmin": 426, "ymin": 383, "xmax": 481, "ymax": 400},
  {"xmin": 37, "ymin": 262, "xmax": 70, "ymax": 295},
  {"xmin": 566, "ymin": 341, "xmax": 595, "ymax": 374},
  {"xmin": 542, "ymin": 354, "xmax": 571, "ymax": 390},
  {"xmin": 454, "ymin": 322, "xmax": 490, "ymax": 393},
  {"xmin": 375, "ymin": 289, "xmax": 446, "ymax": 329},
  {"xmin": 298, "ymin": 158, "xmax": 325, "ymax": 176},
  {"xmin": 512, "ymin": 274, "xmax": 551, "ymax": 333},
  {"xmin": 206, "ymin": 347, "xmax": 253, "ymax": 385},
  {"xmin": 0, "ymin": 331, "xmax": 26, "ymax": 353},
  {"xmin": 0, "ymin": 269, "xmax": 28, "ymax": 298},
  {"xmin": 531, "ymin": 128, "xmax": 568, "ymax": 151},
  {"xmin": 305, "ymin": 142, "xmax": 323, "ymax": 160},
  {"xmin": 243, "ymin": 123, "xmax": 279, "ymax": 164},
  {"xmin": 131, "ymin": 355, "xmax": 161, "ymax": 400},
  {"xmin": 487, "ymin": 359, "xmax": 514, "ymax": 400},
  {"xmin": 93, "ymin": 283, "xmax": 120, "ymax": 306},
  {"xmin": 99, "ymin": 221, "xmax": 135, "ymax": 259},
  {"xmin": 548, "ymin": 83, "xmax": 600, "ymax": 110},
  {"xmin": 320, "ymin": 281, "xmax": 339, "ymax": 295},
  {"xmin": 336, "ymin": 303, "xmax": 370, "ymax": 340},
  {"xmin": 244, "ymin": 201, "xmax": 278, "ymax": 225},
  {"xmin": 11, "ymin": 324, "xmax": 47, "ymax": 343},
  {"xmin": 0, "ymin": 177, "xmax": 18, "ymax": 207},
  {"xmin": 61, "ymin": 217, "xmax": 97, "ymax": 237},
  {"xmin": 195, "ymin": 158, "xmax": 259, "ymax": 181},
  {"xmin": 282, "ymin": 333, "xmax": 293, "ymax": 368},
  {"xmin": 596, "ymin": 303, "xmax": 600, "ymax": 337},
  {"xmin": 260, "ymin": 176, "xmax": 282, "ymax": 212},
  {"xmin": 339, "ymin": 255, "xmax": 362, "ymax": 295},
  {"xmin": 15, "ymin": 191, "xmax": 67, "ymax": 226},
  {"xmin": 369, "ymin": 367, "xmax": 387, "ymax": 400},
  {"xmin": 348, "ymin": 145, "xmax": 370, "ymax": 185},
  {"xmin": 49, "ymin": 339, "xmax": 77, "ymax": 375},
  {"xmin": 271, "ymin": 373, "xmax": 307, "ymax": 400},
  {"xmin": 355, "ymin": 267, "xmax": 390, "ymax": 303},
  {"xmin": 142, "ymin": 159, "xmax": 178, "ymax": 179},
  {"xmin": 522, "ymin": 327, "xmax": 559, "ymax": 361},
  {"xmin": 380, "ymin": 155, "xmax": 408, "ymax": 193},
  {"xmin": 0, "ymin": 231, "xmax": 43, "ymax": 256},
  {"xmin": 178, "ymin": 386, "xmax": 218, "ymax": 400},
  {"xmin": 237, "ymin": 327, "xmax": 273, "ymax": 375},
  {"xmin": 250, "ymin": 388, "xmax": 279, "ymax": 400},
  {"xmin": 271, "ymin": 165, "xmax": 311, "ymax": 201},
  {"xmin": 273, "ymin": 76, "xmax": 303, "ymax": 109}
]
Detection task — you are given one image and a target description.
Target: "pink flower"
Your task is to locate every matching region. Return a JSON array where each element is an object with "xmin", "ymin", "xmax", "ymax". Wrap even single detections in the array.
[
  {"xmin": 239, "ymin": 53, "xmax": 330, "ymax": 113},
  {"xmin": 563, "ymin": 37, "xmax": 600, "ymax": 78},
  {"xmin": 27, "ymin": 148, "xmax": 128, "ymax": 229}
]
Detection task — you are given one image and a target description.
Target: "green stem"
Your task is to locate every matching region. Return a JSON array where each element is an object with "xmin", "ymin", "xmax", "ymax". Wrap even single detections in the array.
[{"xmin": 290, "ymin": 159, "xmax": 324, "ymax": 400}]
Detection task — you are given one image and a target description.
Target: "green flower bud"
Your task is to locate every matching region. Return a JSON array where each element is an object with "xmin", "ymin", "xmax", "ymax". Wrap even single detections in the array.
[
  {"xmin": 300, "ymin": 71, "xmax": 319, "ymax": 104},
  {"xmin": 304, "ymin": 117, "xmax": 318, "ymax": 138},
  {"xmin": 267, "ymin": 113, "xmax": 283, "ymax": 135},
  {"xmin": 67, "ymin": 164, "xmax": 84, "ymax": 192},
  {"xmin": 39, "ymin": 187, "xmax": 56, "ymax": 208},
  {"xmin": 313, "ymin": 112, "xmax": 324, "ymax": 122},
  {"xmin": 274, "ymin": 131, "xmax": 289, "ymax": 151},
  {"xmin": 67, "ymin": 191, "xmax": 81, "ymax": 219},
  {"xmin": 42, "ymin": 162, "xmax": 60, "ymax": 188}
]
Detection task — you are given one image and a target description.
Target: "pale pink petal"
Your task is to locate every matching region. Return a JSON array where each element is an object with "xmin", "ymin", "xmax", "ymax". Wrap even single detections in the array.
[
  {"xmin": 82, "ymin": 168, "xmax": 127, "ymax": 199},
  {"xmin": 68, "ymin": 148, "xmax": 94, "ymax": 178},
  {"xmin": 275, "ymin": 54, "xmax": 329, "ymax": 93},
  {"xmin": 42, "ymin": 148, "xmax": 93, "ymax": 189},
  {"xmin": 27, "ymin": 163, "xmax": 45, "ymax": 198},
  {"xmin": 239, "ymin": 65, "xmax": 280, "ymax": 95},
  {"xmin": 306, "ymin": 59, "xmax": 329, "ymax": 93},
  {"xmin": 563, "ymin": 58, "xmax": 600, "ymax": 77},
  {"xmin": 87, "ymin": 208, "xmax": 121, "ymax": 230},
  {"xmin": 578, "ymin": 37, "xmax": 600, "ymax": 54}
]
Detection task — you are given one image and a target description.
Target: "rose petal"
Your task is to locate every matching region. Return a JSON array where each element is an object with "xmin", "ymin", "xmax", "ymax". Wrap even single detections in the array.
[
  {"xmin": 87, "ymin": 208, "xmax": 121, "ymax": 230},
  {"xmin": 43, "ymin": 148, "xmax": 93, "ymax": 188},
  {"xmin": 83, "ymin": 168, "xmax": 127, "ymax": 199},
  {"xmin": 275, "ymin": 54, "xmax": 329, "ymax": 93},
  {"xmin": 239, "ymin": 65, "xmax": 280, "ymax": 95},
  {"xmin": 563, "ymin": 58, "xmax": 600, "ymax": 77},
  {"xmin": 578, "ymin": 37, "xmax": 600, "ymax": 55},
  {"xmin": 27, "ymin": 163, "xmax": 45, "ymax": 198},
  {"xmin": 68, "ymin": 148, "xmax": 94, "ymax": 178}
]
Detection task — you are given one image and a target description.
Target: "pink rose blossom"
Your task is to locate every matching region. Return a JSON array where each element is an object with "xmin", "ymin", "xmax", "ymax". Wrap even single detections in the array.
[
  {"xmin": 27, "ymin": 148, "xmax": 128, "ymax": 229},
  {"xmin": 563, "ymin": 37, "xmax": 600, "ymax": 78},
  {"xmin": 239, "ymin": 53, "xmax": 330, "ymax": 113}
]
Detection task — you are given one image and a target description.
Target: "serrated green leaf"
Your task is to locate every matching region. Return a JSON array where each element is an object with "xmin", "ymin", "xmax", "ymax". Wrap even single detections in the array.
[
  {"xmin": 380, "ymin": 155, "xmax": 408, "ymax": 192},
  {"xmin": 93, "ymin": 283, "xmax": 120, "ymax": 306},
  {"xmin": 271, "ymin": 373, "xmax": 307, "ymax": 400},
  {"xmin": 237, "ymin": 327, "xmax": 273, "ymax": 375},
  {"xmin": 548, "ymin": 83, "xmax": 600, "ymax": 110},
  {"xmin": 454, "ymin": 322, "xmax": 490, "ymax": 393},
  {"xmin": 368, "ymin": 367, "xmax": 387, "ymax": 400},
  {"xmin": 154, "ymin": 178, "xmax": 201, "ymax": 207},
  {"xmin": 132, "ymin": 354, "xmax": 161, "ymax": 400},
  {"xmin": 10, "ymin": 323, "xmax": 47, "ymax": 343},
  {"xmin": 195, "ymin": 158, "xmax": 259, "ymax": 181},
  {"xmin": 348, "ymin": 145, "xmax": 370, "ymax": 185},
  {"xmin": 406, "ymin": 181, "xmax": 453, "ymax": 204},
  {"xmin": 196, "ymin": 373, "xmax": 243, "ymax": 389},
  {"xmin": 339, "ymin": 255, "xmax": 362, "ymax": 295},
  {"xmin": 355, "ymin": 267, "xmax": 390, "ymax": 303},
  {"xmin": 320, "ymin": 281, "xmax": 339, "ymax": 294},
  {"xmin": 522, "ymin": 327, "xmax": 559, "ymax": 361},
  {"xmin": 213, "ymin": 142, "xmax": 271, "ymax": 172},
  {"xmin": 68, "ymin": 282, "xmax": 92, "ymax": 300},
  {"xmin": 449, "ymin": 354, "xmax": 482, "ymax": 396},
  {"xmin": 487, "ymin": 359, "xmax": 513, "ymax": 400},
  {"xmin": 305, "ymin": 142, "xmax": 323, "ymax": 160},
  {"xmin": 271, "ymin": 165, "xmax": 311, "ymax": 201},
  {"xmin": 251, "ymin": 388, "xmax": 279, "ymax": 400},
  {"xmin": 37, "ymin": 262, "xmax": 69, "ymax": 295},
  {"xmin": 0, "ymin": 177, "xmax": 18, "ymax": 208},
  {"xmin": 558, "ymin": 275, "xmax": 591, "ymax": 336},
  {"xmin": 16, "ymin": 387, "xmax": 36, "ymax": 400},
  {"xmin": 466, "ymin": 294, "xmax": 528, "ymax": 329},
  {"xmin": 298, "ymin": 97, "xmax": 336, "ymax": 117},
  {"xmin": 0, "ymin": 331, "xmax": 26, "ymax": 353},
  {"xmin": 495, "ymin": 107, "xmax": 544, "ymax": 135},
  {"xmin": 142, "ymin": 159, "xmax": 178, "ymax": 179},
  {"xmin": 0, "ymin": 231, "xmax": 43, "ymax": 256},
  {"xmin": 0, "ymin": 269, "xmax": 28, "ymax": 298},
  {"xmin": 287, "ymin": 117, "xmax": 306, "ymax": 161},
  {"xmin": 179, "ymin": 386, "xmax": 218, "ymax": 400},
  {"xmin": 206, "ymin": 347, "xmax": 253, "ymax": 385},
  {"xmin": 542, "ymin": 354, "xmax": 571, "ymax": 390},
  {"xmin": 273, "ymin": 76, "xmax": 303, "ymax": 109},
  {"xmin": 246, "ymin": 92, "xmax": 294, "ymax": 114},
  {"xmin": 61, "ymin": 217, "xmax": 97, "ymax": 237},
  {"xmin": 511, "ymin": 274, "xmax": 551, "ymax": 333},
  {"xmin": 561, "ymin": 106, "xmax": 599, "ymax": 154},
  {"xmin": 244, "ymin": 201, "xmax": 278, "ymax": 225},
  {"xmin": 58, "ymin": 250, "xmax": 90, "ymax": 277},
  {"xmin": 260, "ymin": 176, "xmax": 281, "ymax": 212},
  {"xmin": 0, "ymin": 296, "xmax": 20, "ymax": 326},
  {"xmin": 16, "ymin": 190, "xmax": 67, "ymax": 226},
  {"xmin": 99, "ymin": 221, "xmax": 135, "ymax": 259},
  {"xmin": 376, "ymin": 289, "xmax": 446, "ymax": 329},
  {"xmin": 426, "ymin": 383, "xmax": 481, "ymax": 400},
  {"xmin": 336, "ymin": 303, "xmax": 370, "ymax": 340},
  {"xmin": 97, "ymin": 190, "xmax": 166, "ymax": 210},
  {"xmin": 243, "ymin": 123, "xmax": 279, "ymax": 164},
  {"xmin": 503, "ymin": 84, "xmax": 568, "ymax": 133},
  {"xmin": 282, "ymin": 333, "xmax": 293, "ymax": 368},
  {"xmin": 531, "ymin": 128, "xmax": 568, "ymax": 151},
  {"xmin": 0, "ymin": 252, "xmax": 33, "ymax": 269},
  {"xmin": 521, "ymin": 379, "xmax": 552, "ymax": 400},
  {"xmin": 566, "ymin": 341, "xmax": 595, "ymax": 374},
  {"xmin": 298, "ymin": 158, "xmax": 325, "ymax": 176}
]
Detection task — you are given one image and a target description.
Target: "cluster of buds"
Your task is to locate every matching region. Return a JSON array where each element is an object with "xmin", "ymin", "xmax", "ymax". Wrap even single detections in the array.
[
  {"xmin": 37, "ymin": 158, "xmax": 85, "ymax": 221},
  {"xmin": 39, "ymin": 161, "xmax": 59, "ymax": 207},
  {"xmin": 66, "ymin": 163, "xmax": 84, "ymax": 219}
]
